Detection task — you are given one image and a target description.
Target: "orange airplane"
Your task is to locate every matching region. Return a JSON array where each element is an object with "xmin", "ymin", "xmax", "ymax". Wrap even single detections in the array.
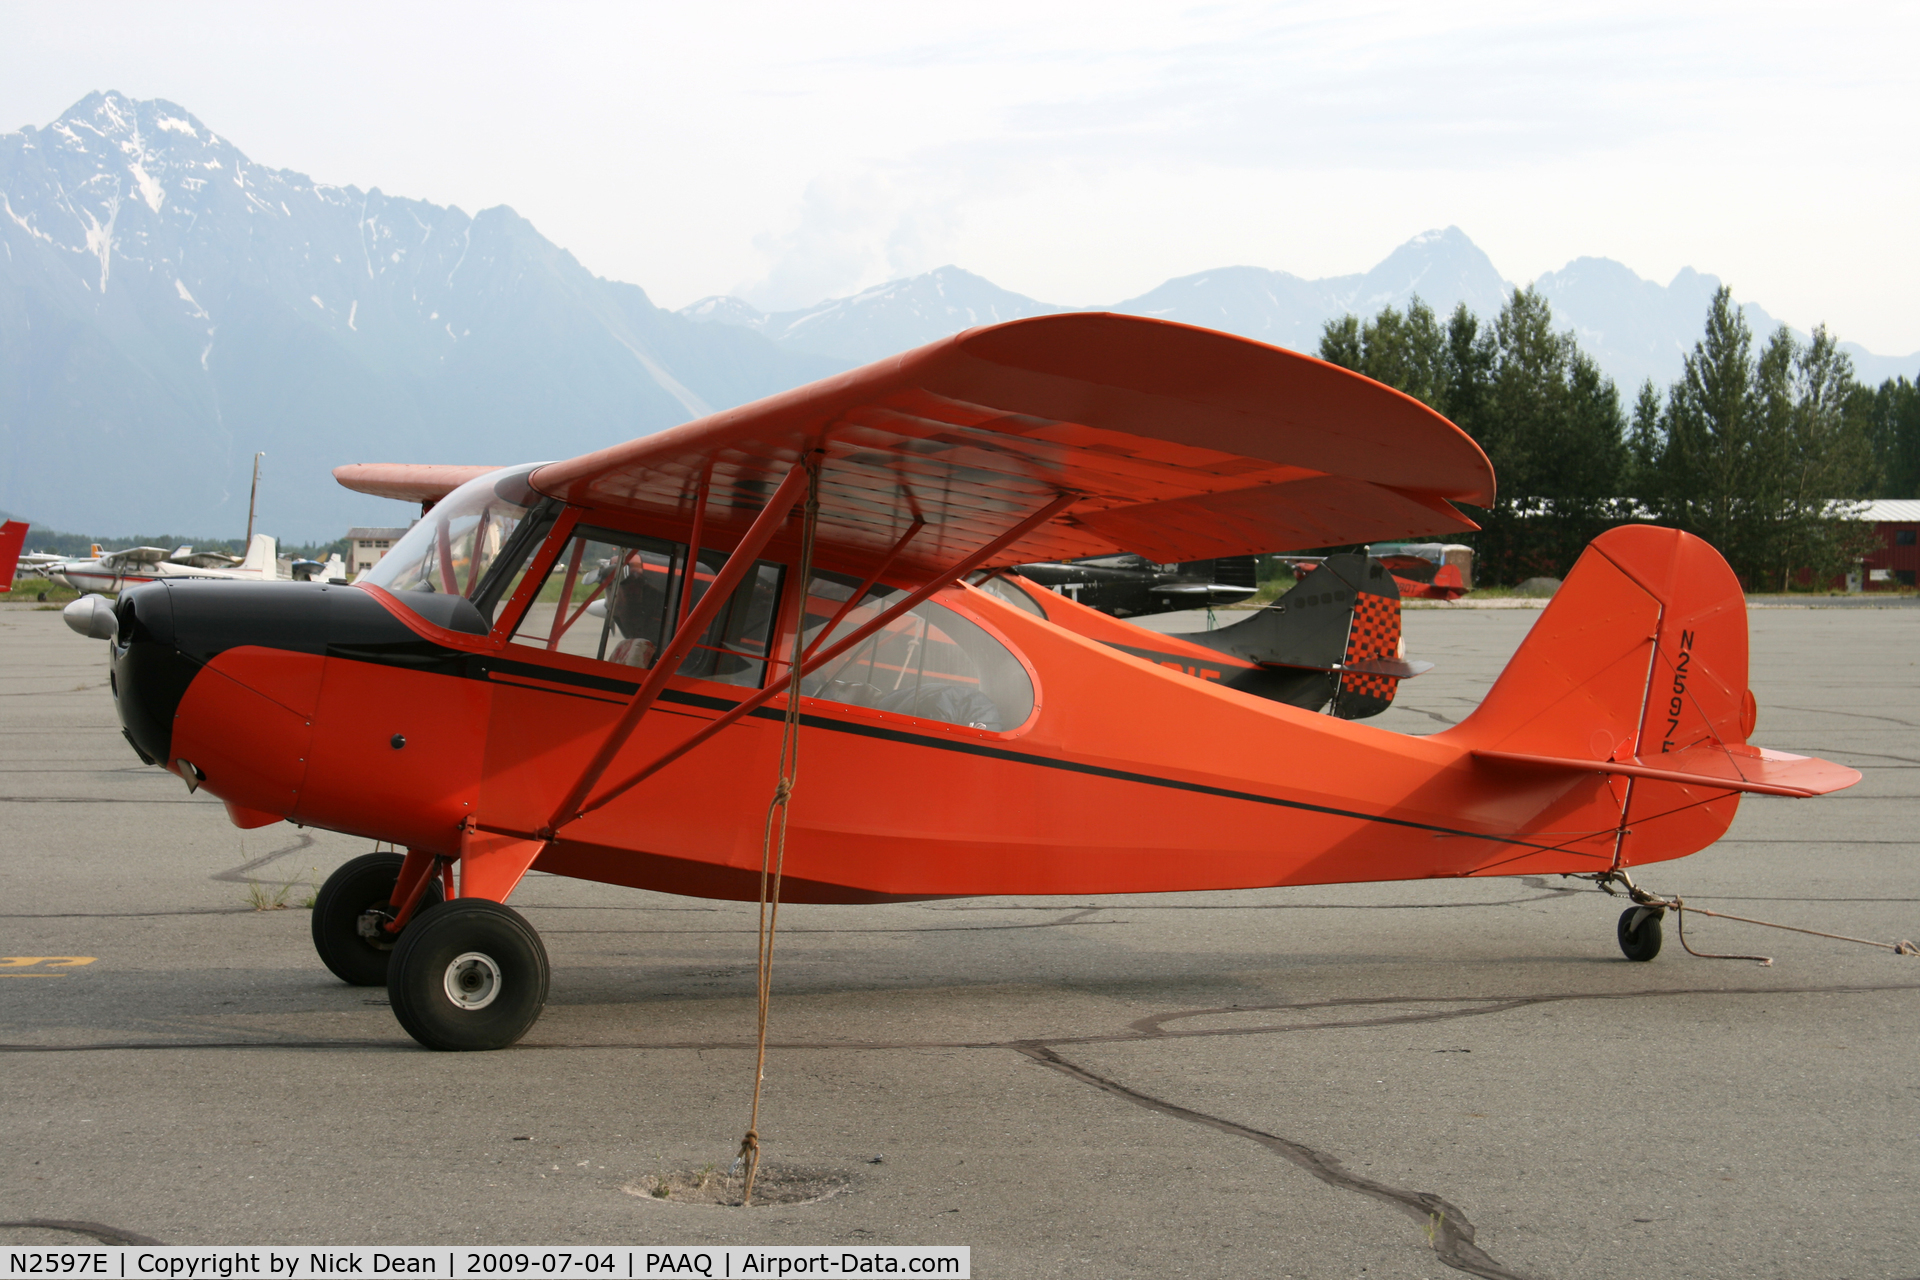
[
  {"xmin": 91, "ymin": 314, "xmax": 1858, "ymax": 1051},
  {"xmin": 1381, "ymin": 557, "xmax": 1470, "ymax": 601}
]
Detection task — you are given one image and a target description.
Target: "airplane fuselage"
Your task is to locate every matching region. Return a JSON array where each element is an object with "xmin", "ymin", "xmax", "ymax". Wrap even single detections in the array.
[{"xmin": 106, "ymin": 569, "xmax": 1735, "ymax": 906}]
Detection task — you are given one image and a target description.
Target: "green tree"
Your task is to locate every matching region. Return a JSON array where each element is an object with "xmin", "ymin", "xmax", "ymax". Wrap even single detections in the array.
[
  {"xmin": 1318, "ymin": 314, "xmax": 1362, "ymax": 372},
  {"xmin": 1626, "ymin": 379, "xmax": 1664, "ymax": 500},
  {"xmin": 1315, "ymin": 296, "xmax": 1449, "ymax": 406},
  {"xmin": 1865, "ymin": 375, "xmax": 1920, "ymax": 497},
  {"xmin": 1320, "ymin": 288, "xmax": 1627, "ymax": 582},
  {"xmin": 1648, "ymin": 287, "xmax": 1770, "ymax": 571},
  {"xmin": 1645, "ymin": 289, "xmax": 1874, "ymax": 587},
  {"xmin": 1766, "ymin": 325, "xmax": 1877, "ymax": 588}
]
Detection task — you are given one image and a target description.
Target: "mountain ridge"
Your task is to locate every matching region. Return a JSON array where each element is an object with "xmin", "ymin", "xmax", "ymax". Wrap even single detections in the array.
[
  {"xmin": 5, "ymin": 92, "xmax": 1914, "ymax": 540},
  {"xmin": 684, "ymin": 227, "xmax": 1918, "ymax": 393},
  {"xmin": 0, "ymin": 91, "xmax": 839, "ymax": 539}
]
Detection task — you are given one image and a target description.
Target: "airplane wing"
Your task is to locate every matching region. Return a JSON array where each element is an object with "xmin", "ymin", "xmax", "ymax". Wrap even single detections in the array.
[
  {"xmin": 103, "ymin": 546, "xmax": 173, "ymax": 568},
  {"xmin": 339, "ymin": 315, "xmax": 1493, "ymax": 573},
  {"xmin": 333, "ymin": 464, "xmax": 505, "ymax": 506}
]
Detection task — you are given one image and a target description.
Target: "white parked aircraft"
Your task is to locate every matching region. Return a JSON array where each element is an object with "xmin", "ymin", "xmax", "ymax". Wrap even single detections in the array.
[{"xmin": 50, "ymin": 535, "xmax": 299, "ymax": 594}]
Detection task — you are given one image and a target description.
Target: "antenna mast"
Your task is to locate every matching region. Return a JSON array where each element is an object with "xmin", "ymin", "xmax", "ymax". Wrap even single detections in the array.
[{"xmin": 245, "ymin": 452, "xmax": 264, "ymax": 546}]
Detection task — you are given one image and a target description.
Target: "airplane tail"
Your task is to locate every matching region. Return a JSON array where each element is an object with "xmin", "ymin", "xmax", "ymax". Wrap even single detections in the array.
[
  {"xmin": 0, "ymin": 521, "xmax": 26, "ymax": 592},
  {"xmin": 1174, "ymin": 553, "xmax": 1416, "ymax": 720},
  {"xmin": 239, "ymin": 534, "xmax": 278, "ymax": 578},
  {"xmin": 1439, "ymin": 526, "xmax": 1857, "ymax": 864}
]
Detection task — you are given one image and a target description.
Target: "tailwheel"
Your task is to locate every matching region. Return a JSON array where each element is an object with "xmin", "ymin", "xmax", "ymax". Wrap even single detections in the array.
[
  {"xmin": 387, "ymin": 898, "xmax": 549, "ymax": 1051},
  {"xmin": 1617, "ymin": 905, "xmax": 1664, "ymax": 962},
  {"xmin": 311, "ymin": 852, "xmax": 444, "ymax": 986}
]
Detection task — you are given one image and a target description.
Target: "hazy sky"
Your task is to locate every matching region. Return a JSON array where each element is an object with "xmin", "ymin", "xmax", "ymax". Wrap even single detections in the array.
[{"xmin": 4, "ymin": 1, "xmax": 1916, "ymax": 353}]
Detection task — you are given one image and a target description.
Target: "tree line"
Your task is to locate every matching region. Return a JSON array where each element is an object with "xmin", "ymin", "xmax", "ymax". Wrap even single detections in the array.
[{"xmin": 1318, "ymin": 286, "xmax": 1919, "ymax": 588}]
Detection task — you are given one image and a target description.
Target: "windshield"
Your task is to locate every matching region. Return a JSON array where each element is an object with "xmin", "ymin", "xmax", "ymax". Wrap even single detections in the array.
[{"xmin": 360, "ymin": 464, "xmax": 552, "ymax": 622}]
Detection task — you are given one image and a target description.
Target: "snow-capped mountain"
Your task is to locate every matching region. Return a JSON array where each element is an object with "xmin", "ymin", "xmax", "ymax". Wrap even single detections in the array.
[
  {"xmin": 682, "ymin": 266, "xmax": 1061, "ymax": 365},
  {"xmin": 685, "ymin": 228, "xmax": 1918, "ymax": 397},
  {"xmin": 0, "ymin": 92, "xmax": 838, "ymax": 538},
  {"xmin": 1533, "ymin": 259, "xmax": 1916, "ymax": 391},
  {"xmin": 1109, "ymin": 227, "xmax": 1513, "ymax": 354}
]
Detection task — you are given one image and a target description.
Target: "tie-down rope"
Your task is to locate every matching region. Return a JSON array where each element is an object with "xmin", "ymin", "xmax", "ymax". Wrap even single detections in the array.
[
  {"xmin": 1588, "ymin": 871, "xmax": 1920, "ymax": 966},
  {"xmin": 736, "ymin": 455, "xmax": 822, "ymax": 1206}
]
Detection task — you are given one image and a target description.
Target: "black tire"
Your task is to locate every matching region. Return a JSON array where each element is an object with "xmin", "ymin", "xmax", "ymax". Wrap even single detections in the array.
[
  {"xmin": 387, "ymin": 898, "xmax": 549, "ymax": 1051},
  {"xmin": 311, "ymin": 852, "xmax": 445, "ymax": 986},
  {"xmin": 1617, "ymin": 905, "xmax": 1664, "ymax": 962}
]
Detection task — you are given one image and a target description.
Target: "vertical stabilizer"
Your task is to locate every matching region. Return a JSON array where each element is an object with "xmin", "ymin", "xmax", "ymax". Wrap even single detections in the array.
[
  {"xmin": 1439, "ymin": 525, "xmax": 1771, "ymax": 868},
  {"xmin": 1443, "ymin": 525, "xmax": 1750, "ymax": 761},
  {"xmin": 240, "ymin": 534, "xmax": 278, "ymax": 579},
  {"xmin": 0, "ymin": 521, "xmax": 27, "ymax": 592}
]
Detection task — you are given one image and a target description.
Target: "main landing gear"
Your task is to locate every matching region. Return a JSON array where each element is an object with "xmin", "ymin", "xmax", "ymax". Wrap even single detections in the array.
[
  {"xmin": 313, "ymin": 852, "xmax": 550, "ymax": 1051},
  {"xmin": 311, "ymin": 851, "xmax": 445, "ymax": 986},
  {"xmin": 388, "ymin": 899, "xmax": 550, "ymax": 1051}
]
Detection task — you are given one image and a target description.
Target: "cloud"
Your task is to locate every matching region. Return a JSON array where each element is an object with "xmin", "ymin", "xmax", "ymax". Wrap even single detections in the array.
[{"xmin": 740, "ymin": 169, "xmax": 964, "ymax": 311}]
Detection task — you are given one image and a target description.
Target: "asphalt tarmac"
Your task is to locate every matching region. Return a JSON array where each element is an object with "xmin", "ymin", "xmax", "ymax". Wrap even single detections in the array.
[{"xmin": 2, "ymin": 599, "xmax": 1916, "ymax": 1279}]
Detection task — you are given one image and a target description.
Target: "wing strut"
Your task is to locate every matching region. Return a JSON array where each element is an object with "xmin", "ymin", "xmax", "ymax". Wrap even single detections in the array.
[
  {"xmin": 542, "ymin": 460, "xmax": 814, "ymax": 836},
  {"xmin": 675, "ymin": 460, "xmax": 712, "ymax": 634},
  {"xmin": 802, "ymin": 515, "xmax": 926, "ymax": 663},
  {"xmin": 556, "ymin": 490, "xmax": 1078, "ymax": 829}
]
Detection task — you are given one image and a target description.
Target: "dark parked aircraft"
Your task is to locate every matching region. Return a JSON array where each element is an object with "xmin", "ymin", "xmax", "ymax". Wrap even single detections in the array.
[{"xmin": 1011, "ymin": 553, "xmax": 1259, "ymax": 616}]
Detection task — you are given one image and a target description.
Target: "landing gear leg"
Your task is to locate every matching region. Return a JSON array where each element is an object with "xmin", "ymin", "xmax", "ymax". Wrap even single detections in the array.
[
  {"xmin": 311, "ymin": 851, "xmax": 445, "ymax": 986},
  {"xmin": 387, "ymin": 898, "xmax": 549, "ymax": 1051}
]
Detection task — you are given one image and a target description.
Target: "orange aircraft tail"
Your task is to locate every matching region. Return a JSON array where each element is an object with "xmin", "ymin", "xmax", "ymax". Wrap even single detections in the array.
[
  {"xmin": 1440, "ymin": 525, "xmax": 1857, "ymax": 813},
  {"xmin": 0, "ymin": 520, "xmax": 27, "ymax": 592}
]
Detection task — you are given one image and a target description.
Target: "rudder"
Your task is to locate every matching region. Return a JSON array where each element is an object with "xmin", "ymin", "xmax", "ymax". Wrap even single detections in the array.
[{"xmin": 1442, "ymin": 525, "xmax": 1750, "ymax": 762}]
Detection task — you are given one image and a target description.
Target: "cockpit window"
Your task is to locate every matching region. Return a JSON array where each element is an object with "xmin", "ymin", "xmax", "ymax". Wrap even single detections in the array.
[
  {"xmin": 360, "ymin": 465, "xmax": 554, "ymax": 624},
  {"xmin": 507, "ymin": 526, "xmax": 782, "ymax": 689},
  {"xmin": 800, "ymin": 572, "xmax": 1035, "ymax": 731}
]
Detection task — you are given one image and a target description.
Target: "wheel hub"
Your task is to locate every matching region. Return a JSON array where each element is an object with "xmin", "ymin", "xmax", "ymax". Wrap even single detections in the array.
[
  {"xmin": 444, "ymin": 952, "xmax": 503, "ymax": 1010},
  {"xmin": 356, "ymin": 907, "xmax": 398, "ymax": 951}
]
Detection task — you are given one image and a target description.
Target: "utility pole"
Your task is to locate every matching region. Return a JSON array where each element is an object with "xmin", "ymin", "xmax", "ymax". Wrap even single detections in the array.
[{"xmin": 245, "ymin": 452, "xmax": 264, "ymax": 546}]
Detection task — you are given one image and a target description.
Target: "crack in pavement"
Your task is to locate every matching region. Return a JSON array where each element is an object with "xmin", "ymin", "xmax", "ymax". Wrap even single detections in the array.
[
  {"xmin": 0, "ymin": 1220, "xmax": 162, "ymax": 1245},
  {"xmin": 210, "ymin": 834, "xmax": 317, "ymax": 885},
  {"xmin": 1012, "ymin": 1042, "xmax": 1526, "ymax": 1279}
]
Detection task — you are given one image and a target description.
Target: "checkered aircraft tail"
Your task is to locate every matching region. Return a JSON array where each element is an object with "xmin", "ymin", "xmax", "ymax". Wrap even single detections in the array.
[{"xmin": 1166, "ymin": 553, "xmax": 1412, "ymax": 720}]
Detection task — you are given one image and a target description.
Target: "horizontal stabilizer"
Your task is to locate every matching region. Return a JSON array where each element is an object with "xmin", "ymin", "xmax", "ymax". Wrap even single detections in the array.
[
  {"xmin": 1344, "ymin": 657, "xmax": 1432, "ymax": 679},
  {"xmin": 1473, "ymin": 744, "xmax": 1861, "ymax": 798}
]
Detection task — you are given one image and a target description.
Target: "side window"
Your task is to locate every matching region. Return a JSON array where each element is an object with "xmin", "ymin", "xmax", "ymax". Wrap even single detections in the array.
[
  {"xmin": 508, "ymin": 527, "xmax": 781, "ymax": 688},
  {"xmin": 509, "ymin": 530, "xmax": 680, "ymax": 665},
  {"xmin": 678, "ymin": 549, "xmax": 783, "ymax": 688},
  {"xmin": 800, "ymin": 571, "xmax": 1035, "ymax": 731},
  {"xmin": 975, "ymin": 572, "xmax": 1048, "ymax": 618}
]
